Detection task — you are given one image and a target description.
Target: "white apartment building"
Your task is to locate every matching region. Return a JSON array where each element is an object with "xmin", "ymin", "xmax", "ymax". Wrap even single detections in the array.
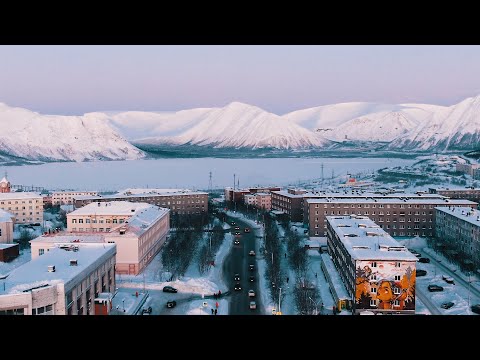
[
  {"xmin": 52, "ymin": 191, "xmax": 98, "ymax": 205},
  {"xmin": 0, "ymin": 192, "xmax": 44, "ymax": 224}
]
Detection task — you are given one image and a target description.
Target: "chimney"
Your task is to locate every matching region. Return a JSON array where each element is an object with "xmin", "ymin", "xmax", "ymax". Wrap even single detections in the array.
[
  {"xmin": 47, "ymin": 265, "xmax": 55, "ymax": 272},
  {"xmin": 70, "ymin": 259, "xmax": 78, "ymax": 266}
]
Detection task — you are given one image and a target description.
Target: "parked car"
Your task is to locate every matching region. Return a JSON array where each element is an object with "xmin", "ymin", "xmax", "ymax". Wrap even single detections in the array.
[
  {"xmin": 234, "ymin": 239, "xmax": 240, "ymax": 245},
  {"xmin": 442, "ymin": 275, "xmax": 455, "ymax": 284},
  {"xmin": 163, "ymin": 286, "xmax": 178, "ymax": 293},
  {"xmin": 234, "ymin": 226, "xmax": 240, "ymax": 230},
  {"xmin": 249, "ymin": 250, "xmax": 256, "ymax": 256},
  {"xmin": 244, "ymin": 227, "xmax": 250, "ymax": 233},
  {"xmin": 428, "ymin": 284, "xmax": 444, "ymax": 292},
  {"xmin": 249, "ymin": 275, "xmax": 255, "ymax": 282},
  {"xmin": 142, "ymin": 306, "xmax": 152, "ymax": 314},
  {"xmin": 249, "ymin": 264, "xmax": 255, "ymax": 271},
  {"xmin": 416, "ymin": 269, "xmax": 427, "ymax": 277},
  {"xmin": 234, "ymin": 282, "xmax": 242, "ymax": 291},
  {"xmin": 234, "ymin": 274, "xmax": 240, "ymax": 281},
  {"xmin": 231, "ymin": 221, "xmax": 236, "ymax": 226},
  {"xmin": 441, "ymin": 302, "xmax": 454, "ymax": 309},
  {"xmin": 166, "ymin": 301, "xmax": 177, "ymax": 308},
  {"xmin": 418, "ymin": 257, "xmax": 430, "ymax": 263},
  {"xmin": 471, "ymin": 304, "xmax": 480, "ymax": 314},
  {"xmin": 249, "ymin": 301, "xmax": 257, "ymax": 310},
  {"xmin": 248, "ymin": 290, "xmax": 255, "ymax": 297},
  {"xmin": 234, "ymin": 232, "xmax": 241, "ymax": 235}
]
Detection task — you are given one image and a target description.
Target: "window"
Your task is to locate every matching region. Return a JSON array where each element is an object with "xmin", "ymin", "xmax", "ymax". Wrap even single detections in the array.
[
  {"xmin": 396, "ymin": 262, "xmax": 401, "ymax": 267},
  {"xmin": 72, "ymin": 228, "xmax": 76, "ymax": 232},
  {"xmin": 113, "ymin": 219, "xmax": 118, "ymax": 223},
  {"xmin": 372, "ymin": 262, "xmax": 377, "ymax": 268},
  {"xmin": 393, "ymin": 287, "xmax": 401, "ymax": 295},
  {"xmin": 78, "ymin": 219, "xmax": 83, "ymax": 223},
  {"xmin": 393, "ymin": 300, "xmax": 400, "ymax": 306},
  {"xmin": 86, "ymin": 219, "xmax": 90, "ymax": 223},
  {"xmin": 394, "ymin": 275, "xmax": 401, "ymax": 281},
  {"xmin": 371, "ymin": 287, "xmax": 377, "ymax": 293},
  {"xmin": 72, "ymin": 219, "xmax": 77, "ymax": 224},
  {"xmin": 370, "ymin": 299, "xmax": 377, "ymax": 307},
  {"xmin": 119, "ymin": 219, "xmax": 124, "ymax": 224},
  {"xmin": 371, "ymin": 274, "xmax": 377, "ymax": 280},
  {"xmin": 39, "ymin": 249, "xmax": 44, "ymax": 256},
  {"xmin": 106, "ymin": 219, "xmax": 111, "ymax": 223}
]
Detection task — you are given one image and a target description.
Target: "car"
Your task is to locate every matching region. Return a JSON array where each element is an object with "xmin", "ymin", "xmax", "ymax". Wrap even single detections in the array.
[
  {"xmin": 249, "ymin": 250, "xmax": 256, "ymax": 256},
  {"xmin": 249, "ymin": 275, "xmax": 255, "ymax": 282},
  {"xmin": 234, "ymin": 226, "xmax": 240, "ymax": 230},
  {"xmin": 442, "ymin": 275, "xmax": 455, "ymax": 284},
  {"xmin": 234, "ymin": 239, "xmax": 240, "ymax": 245},
  {"xmin": 248, "ymin": 290, "xmax": 255, "ymax": 297},
  {"xmin": 428, "ymin": 284, "xmax": 444, "ymax": 292},
  {"xmin": 414, "ymin": 253, "xmax": 422, "ymax": 258},
  {"xmin": 231, "ymin": 222, "xmax": 236, "ymax": 226},
  {"xmin": 234, "ymin": 282, "xmax": 242, "ymax": 291},
  {"xmin": 163, "ymin": 286, "xmax": 178, "ymax": 293},
  {"xmin": 249, "ymin": 301, "xmax": 257, "ymax": 310},
  {"xmin": 166, "ymin": 300, "xmax": 177, "ymax": 308},
  {"xmin": 418, "ymin": 257, "xmax": 430, "ymax": 263},
  {"xmin": 234, "ymin": 274, "xmax": 240, "ymax": 281},
  {"xmin": 244, "ymin": 227, "xmax": 250, "ymax": 233},
  {"xmin": 416, "ymin": 269, "xmax": 427, "ymax": 277},
  {"xmin": 441, "ymin": 301, "xmax": 454, "ymax": 309},
  {"xmin": 234, "ymin": 232, "xmax": 241, "ymax": 235},
  {"xmin": 471, "ymin": 304, "xmax": 480, "ymax": 314},
  {"xmin": 142, "ymin": 306, "xmax": 152, "ymax": 314},
  {"xmin": 249, "ymin": 264, "xmax": 255, "ymax": 271}
]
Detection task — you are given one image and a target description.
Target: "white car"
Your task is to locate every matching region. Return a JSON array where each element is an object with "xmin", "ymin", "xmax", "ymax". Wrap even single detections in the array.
[
  {"xmin": 249, "ymin": 301, "xmax": 257, "ymax": 310},
  {"xmin": 248, "ymin": 290, "xmax": 255, "ymax": 297},
  {"xmin": 249, "ymin": 250, "xmax": 256, "ymax": 256},
  {"xmin": 442, "ymin": 275, "xmax": 455, "ymax": 284}
]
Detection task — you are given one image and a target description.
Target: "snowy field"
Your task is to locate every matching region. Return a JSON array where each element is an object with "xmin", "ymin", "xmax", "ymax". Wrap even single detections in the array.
[
  {"xmin": 0, "ymin": 248, "xmax": 31, "ymax": 276},
  {"xmin": 5, "ymin": 157, "xmax": 415, "ymax": 191}
]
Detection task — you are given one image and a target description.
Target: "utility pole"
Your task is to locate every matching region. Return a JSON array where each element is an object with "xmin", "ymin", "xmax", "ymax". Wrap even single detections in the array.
[
  {"xmin": 321, "ymin": 163, "xmax": 324, "ymax": 183},
  {"xmin": 209, "ymin": 171, "xmax": 212, "ymax": 192},
  {"xmin": 233, "ymin": 173, "xmax": 236, "ymax": 191},
  {"xmin": 279, "ymin": 287, "xmax": 282, "ymax": 315}
]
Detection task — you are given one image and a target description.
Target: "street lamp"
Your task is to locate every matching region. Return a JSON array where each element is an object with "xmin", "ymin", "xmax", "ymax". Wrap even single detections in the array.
[
  {"xmin": 308, "ymin": 296, "xmax": 318, "ymax": 315},
  {"xmin": 278, "ymin": 287, "xmax": 282, "ymax": 315},
  {"xmin": 122, "ymin": 298, "xmax": 125, "ymax": 313}
]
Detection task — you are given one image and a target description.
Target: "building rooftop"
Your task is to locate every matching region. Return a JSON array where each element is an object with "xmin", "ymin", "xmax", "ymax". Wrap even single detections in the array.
[
  {"xmin": 75, "ymin": 190, "xmax": 208, "ymax": 201},
  {"xmin": 118, "ymin": 205, "xmax": 170, "ymax": 237},
  {"xmin": 305, "ymin": 197, "xmax": 475, "ymax": 205},
  {"xmin": 117, "ymin": 188, "xmax": 208, "ymax": 196},
  {"xmin": 430, "ymin": 187, "xmax": 480, "ymax": 192},
  {"xmin": 0, "ymin": 192, "xmax": 43, "ymax": 200},
  {"xmin": 320, "ymin": 253, "xmax": 350, "ymax": 299},
  {"xmin": 271, "ymin": 190, "xmax": 312, "ymax": 198},
  {"xmin": 0, "ymin": 243, "xmax": 17, "ymax": 250},
  {"xmin": 30, "ymin": 234, "xmax": 106, "ymax": 244},
  {"xmin": 0, "ymin": 243, "xmax": 116, "ymax": 295},
  {"xmin": 52, "ymin": 190, "xmax": 98, "ymax": 194},
  {"xmin": 68, "ymin": 201, "xmax": 153, "ymax": 216},
  {"xmin": 255, "ymin": 192, "xmax": 271, "ymax": 196},
  {"xmin": 0, "ymin": 209, "xmax": 14, "ymax": 222},
  {"xmin": 327, "ymin": 215, "xmax": 418, "ymax": 261},
  {"xmin": 435, "ymin": 206, "xmax": 480, "ymax": 227}
]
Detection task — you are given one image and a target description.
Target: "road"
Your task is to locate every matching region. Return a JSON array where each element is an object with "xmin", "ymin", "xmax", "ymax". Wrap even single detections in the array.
[
  {"xmin": 415, "ymin": 287, "xmax": 441, "ymax": 315},
  {"xmin": 224, "ymin": 216, "xmax": 264, "ymax": 315}
]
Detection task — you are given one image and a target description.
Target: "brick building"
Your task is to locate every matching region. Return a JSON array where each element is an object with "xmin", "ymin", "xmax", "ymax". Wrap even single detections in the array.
[
  {"xmin": 429, "ymin": 187, "xmax": 480, "ymax": 203},
  {"xmin": 0, "ymin": 192, "xmax": 43, "ymax": 224}
]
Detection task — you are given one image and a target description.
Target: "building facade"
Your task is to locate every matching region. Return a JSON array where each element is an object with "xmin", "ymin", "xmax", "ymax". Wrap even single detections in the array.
[
  {"xmin": 429, "ymin": 187, "xmax": 480, "ymax": 203},
  {"xmin": 52, "ymin": 191, "xmax": 98, "ymax": 205},
  {"xmin": 74, "ymin": 189, "xmax": 208, "ymax": 216},
  {"xmin": 326, "ymin": 215, "xmax": 417, "ymax": 314},
  {"xmin": 0, "ymin": 243, "xmax": 19, "ymax": 262},
  {"xmin": 271, "ymin": 189, "xmax": 309, "ymax": 222},
  {"xmin": 305, "ymin": 196, "xmax": 477, "ymax": 237},
  {"xmin": 0, "ymin": 209, "xmax": 14, "ymax": 243},
  {"xmin": 456, "ymin": 163, "xmax": 480, "ymax": 176},
  {"xmin": 435, "ymin": 206, "xmax": 480, "ymax": 270},
  {"xmin": 0, "ymin": 243, "xmax": 116, "ymax": 315},
  {"xmin": 63, "ymin": 201, "xmax": 170, "ymax": 275},
  {"xmin": 0, "ymin": 176, "xmax": 11, "ymax": 193},
  {"xmin": 244, "ymin": 192, "xmax": 271, "ymax": 210},
  {"xmin": 0, "ymin": 192, "xmax": 44, "ymax": 224}
]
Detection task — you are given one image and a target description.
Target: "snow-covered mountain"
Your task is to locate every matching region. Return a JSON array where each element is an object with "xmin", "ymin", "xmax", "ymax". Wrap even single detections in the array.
[
  {"xmin": 132, "ymin": 102, "xmax": 331, "ymax": 149},
  {"xmin": 388, "ymin": 95, "xmax": 480, "ymax": 151},
  {"xmin": 0, "ymin": 103, "xmax": 144, "ymax": 162}
]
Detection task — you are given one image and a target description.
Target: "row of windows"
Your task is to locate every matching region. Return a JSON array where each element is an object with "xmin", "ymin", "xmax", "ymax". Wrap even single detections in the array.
[
  {"xmin": 369, "ymin": 299, "xmax": 400, "ymax": 307},
  {"xmin": 32, "ymin": 304, "xmax": 53, "ymax": 315},
  {"xmin": 315, "ymin": 203, "xmax": 439, "ymax": 209},
  {"xmin": 0, "ymin": 308, "xmax": 25, "ymax": 315},
  {"xmin": 0, "ymin": 200, "xmax": 40, "ymax": 204},
  {"xmin": 71, "ymin": 218, "xmax": 124, "ymax": 224},
  {"xmin": 71, "ymin": 228, "xmax": 112, "ymax": 232}
]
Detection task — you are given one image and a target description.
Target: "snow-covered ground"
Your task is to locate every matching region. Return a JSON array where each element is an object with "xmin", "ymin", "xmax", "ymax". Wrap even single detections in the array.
[{"xmin": 0, "ymin": 248, "xmax": 31, "ymax": 276}]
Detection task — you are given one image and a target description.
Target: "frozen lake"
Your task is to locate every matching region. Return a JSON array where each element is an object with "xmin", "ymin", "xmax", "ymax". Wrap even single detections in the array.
[{"xmin": 4, "ymin": 157, "xmax": 416, "ymax": 191}]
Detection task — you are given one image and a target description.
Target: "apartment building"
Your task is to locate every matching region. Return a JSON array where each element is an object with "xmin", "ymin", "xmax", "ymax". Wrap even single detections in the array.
[
  {"xmin": 0, "ymin": 243, "xmax": 116, "ymax": 315},
  {"xmin": 271, "ymin": 189, "xmax": 310, "ymax": 222},
  {"xmin": 0, "ymin": 209, "xmax": 14, "ymax": 243},
  {"xmin": 52, "ymin": 191, "xmax": 98, "ymax": 205},
  {"xmin": 435, "ymin": 206, "xmax": 480, "ymax": 269},
  {"xmin": 429, "ymin": 187, "xmax": 480, "ymax": 203},
  {"xmin": 74, "ymin": 188, "xmax": 208, "ymax": 216},
  {"xmin": 456, "ymin": 163, "xmax": 480, "ymax": 176},
  {"xmin": 305, "ymin": 196, "xmax": 477, "ymax": 237},
  {"xmin": 64, "ymin": 201, "xmax": 170, "ymax": 275},
  {"xmin": 225, "ymin": 186, "xmax": 280, "ymax": 203},
  {"xmin": 0, "ymin": 192, "xmax": 44, "ymax": 224},
  {"xmin": 326, "ymin": 215, "xmax": 417, "ymax": 314}
]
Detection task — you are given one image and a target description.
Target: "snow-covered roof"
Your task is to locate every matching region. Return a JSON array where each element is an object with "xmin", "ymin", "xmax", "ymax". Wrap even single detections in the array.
[
  {"xmin": 75, "ymin": 190, "xmax": 208, "ymax": 201},
  {"xmin": 30, "ymin": 234, "xmax": 106, "ymax": 244},
  {"xmin": 52, "ymin": 190, "xmax": 98, "ymax": 195},
  {"xmin": 0, "ymin": 209, "xmax": 14, "ymax": 222},
  {"xmin": 327, "ymin": 215, "xmax": 418, "ymax": 261},
  {"xmin": 320, "ymin": 253, "xmax": 350, "ymax": 300},
  {"xmin": 117, "ymin": 188, "xmax": 208, "ymax": 196},
  {"xmin": 271, "ymin": 190, "xmax": 312, "ymax": 198},
  {"xmin": 0, "ymin": 243, "xmax": 116, "ymax": 295},
  {"xmin": 254, "ymin": 192, "xmax": 271, "ymax": 196},
  {"xmin": 0, "ymin": 177, "xmax": 9, "ymax": 184},
  {"xmin": 430, "ymin": 187, "xmax": 480, "ymax": 192},
  {"xmin": 0, "ymin": 243, "xmax": 17, "ymax": 250},
  {"xmin": 117, "ymin": 205, "xmax": 170, "ymax": 237},
  {"xmin": 68, "ymin": 201, "xmax": 153, "ymax": 216},
  {"xmin": 305, "ymin": 197, "xmax": 475, "ymax": 205},
  {"xmin": 435, "ymin": 206, "xmax": 480, "ymax": 227},
  {"xmin": 0, "ymin": 192, "xmax": 43, "ymax": 200}
]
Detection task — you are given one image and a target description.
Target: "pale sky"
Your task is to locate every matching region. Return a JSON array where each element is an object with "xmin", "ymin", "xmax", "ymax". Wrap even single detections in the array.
[{"xmin": 0, "ymin": 45, "xmax": 479, "ymax": 115}]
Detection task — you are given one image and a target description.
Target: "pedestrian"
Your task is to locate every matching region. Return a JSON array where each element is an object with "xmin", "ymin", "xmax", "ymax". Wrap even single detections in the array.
[
  {"xmin": 214, "ymin": 292, "xmax": 217, "ymax": 300},
  {"xmin": 284, "ymin": 252, "xmax": 287, "ymax": 258},
  {"xmin": 214, "ymin": 308, "xmax": 218, "ymax": 315},
  {"xmin": 315, "ymin": 272, "xmax": 317, "ymax": 278},
  {"xmin": 218, "ymin": 290, "xmax": 222, "ymax": 297},
  {"xmin": 211, "ymin": 308, "xmax": 214, "ymax": 315},
  {"xmin": 286, "ymin": 277, "xmax": 289, "ymax": 283},
  {"xmin": 216, "ymin": 301, "xmax": 219, "ymax": 308}
]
